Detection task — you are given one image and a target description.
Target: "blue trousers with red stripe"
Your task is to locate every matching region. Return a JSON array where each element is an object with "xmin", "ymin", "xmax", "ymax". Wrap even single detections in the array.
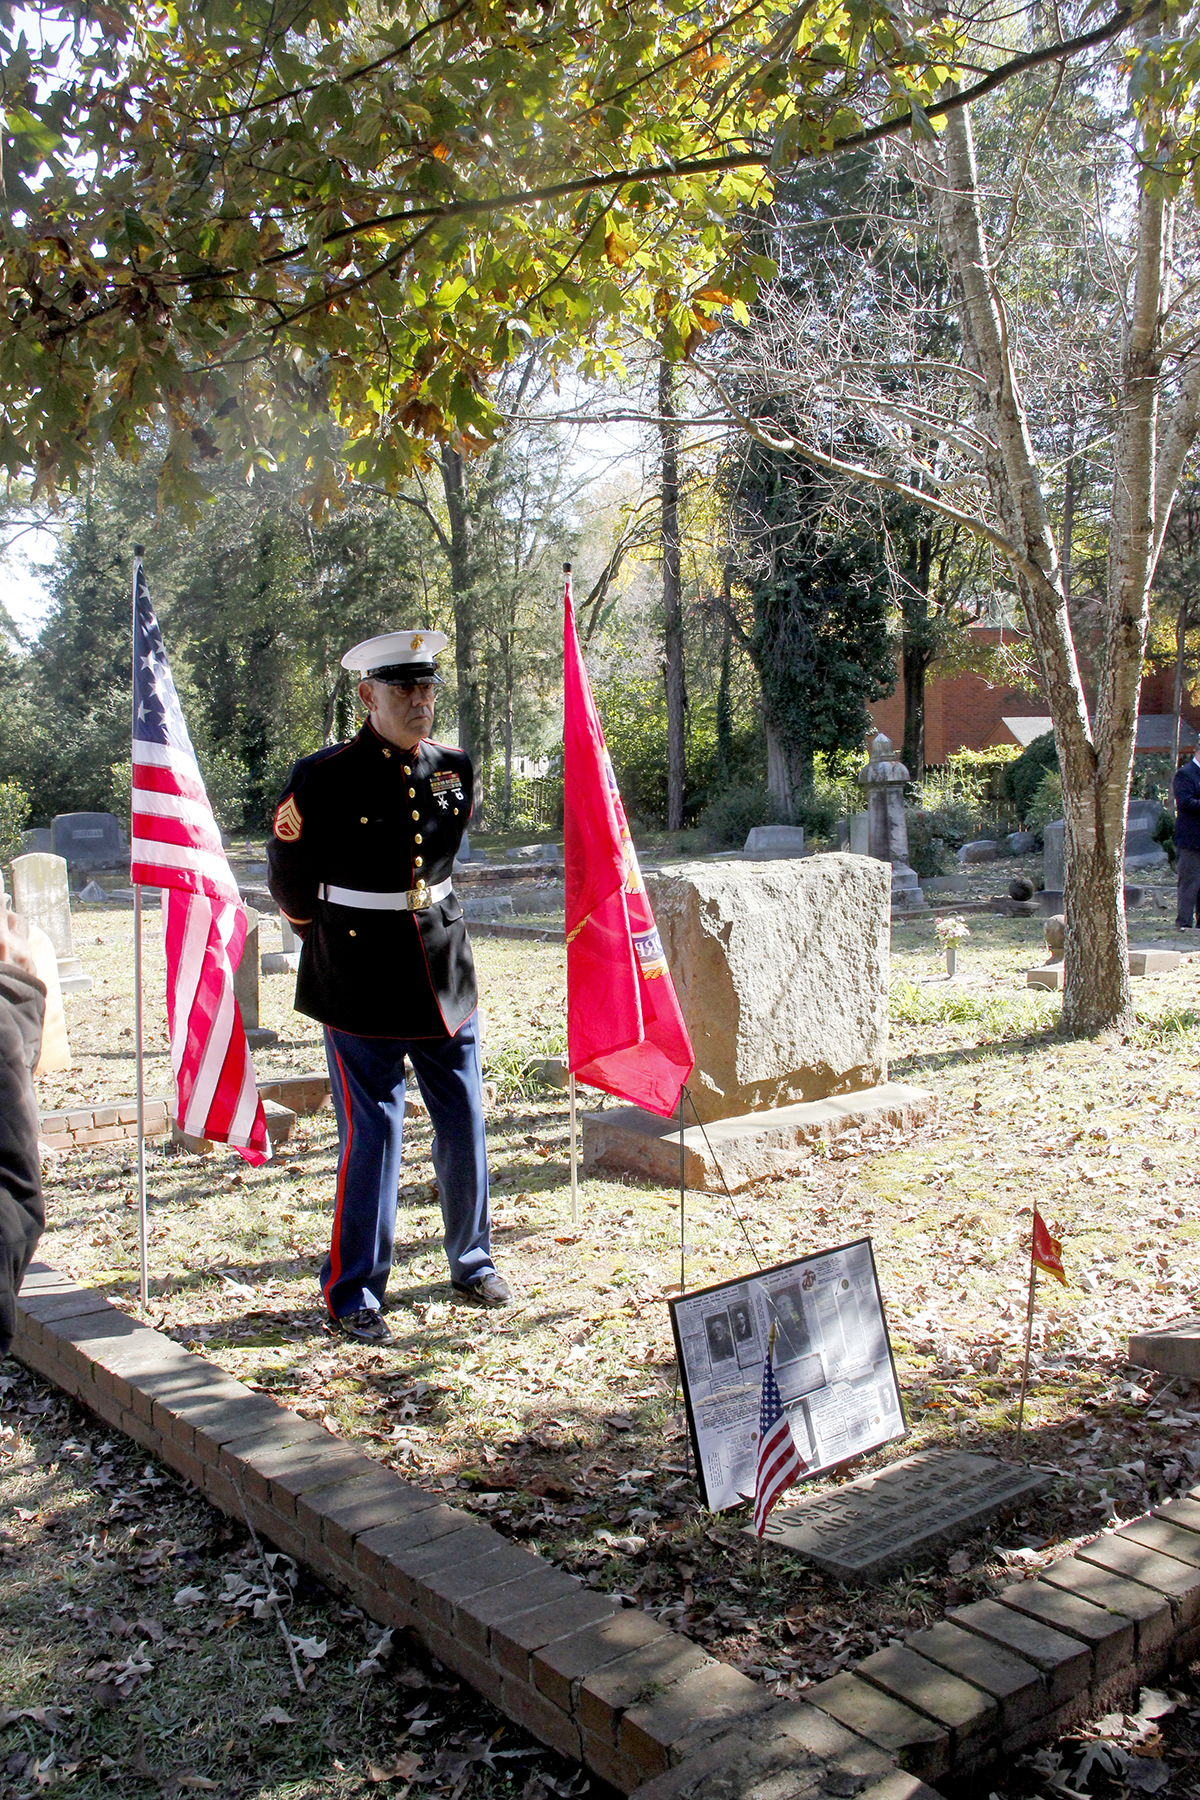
[{"xmin": 320, "ymin": 1013, "xmax": 494, "ymax": 1319}]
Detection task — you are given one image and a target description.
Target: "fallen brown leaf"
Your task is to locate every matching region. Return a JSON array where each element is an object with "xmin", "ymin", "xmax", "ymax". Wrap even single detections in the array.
[{"xmin": 366, "ymin": 1750, "xmax": 423, "ymax": 1782}]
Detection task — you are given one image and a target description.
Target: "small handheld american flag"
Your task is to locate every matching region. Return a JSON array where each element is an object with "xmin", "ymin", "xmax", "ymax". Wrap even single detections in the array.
[
  {"xmin": 754, "ymin": 1320, "xmax": 806, "ymax": 1537},
  {"xmin": 131, "ymin": 553, "xmax": 269, "ymax": 1163}
]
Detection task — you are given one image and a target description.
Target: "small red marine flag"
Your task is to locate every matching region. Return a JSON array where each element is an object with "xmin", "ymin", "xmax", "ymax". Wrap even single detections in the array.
[
  {"xmin": 562, "ymin": 566, "xmax": 694, "ymax": 1118},
  {"xmin": 1032, "ymin": 1210, "xmax": 1067, "ymax": 1285}
]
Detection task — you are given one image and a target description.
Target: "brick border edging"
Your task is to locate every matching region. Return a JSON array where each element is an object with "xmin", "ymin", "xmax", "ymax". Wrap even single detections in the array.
[
  {"xmin": 28, "ymin": 1262, "xmax": 1198, "ymax": 1798},
  {"xmin": 38, "ymin": 1073, "xmax": 333, "ymax": 1156},
  {"xmin": 10, "ymin": 1264, "xmax": 928, "ymax": 1800}
]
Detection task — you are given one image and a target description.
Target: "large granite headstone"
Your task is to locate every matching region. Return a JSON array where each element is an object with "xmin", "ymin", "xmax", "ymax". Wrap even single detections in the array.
[
  {"xmin": 52, "ymin": 811, "xmax": 124, "ymax": 869},
  {"xmin": 644, "ymin": 856, "xmax": 890, "ymax": 1123},
  {"xmin": 10, "ymin": 852, "xmax": 92, "ymax": 995},
  {"xmin": 758, "ymin": 1446, "xmax": 1050, "ymax": 1580},
  {"xmin": 1126, "ymin": 798, "xmax": 1168, "ymax": 869}
]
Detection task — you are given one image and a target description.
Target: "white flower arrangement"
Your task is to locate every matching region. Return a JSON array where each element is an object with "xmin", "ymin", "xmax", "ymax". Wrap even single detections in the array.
[{"xmin": 934, "ymin": 915, "xmax": 971, "ymax": 943}]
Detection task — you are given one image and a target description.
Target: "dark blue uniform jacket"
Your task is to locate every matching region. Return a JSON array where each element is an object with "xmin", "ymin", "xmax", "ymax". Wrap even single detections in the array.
[
  {"xmin": 1174, "ymin": 758, "xmax": 1200, "ymax": 852},
  {"xmin": 267, "ymin": 723, "xmax": 476, "ymax": 1039}
]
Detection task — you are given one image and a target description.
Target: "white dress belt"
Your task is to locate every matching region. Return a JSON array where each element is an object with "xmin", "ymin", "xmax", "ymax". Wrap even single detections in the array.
[{"xmin": 317, "ymin": 878, "xmax": 454, "ymax": 911}]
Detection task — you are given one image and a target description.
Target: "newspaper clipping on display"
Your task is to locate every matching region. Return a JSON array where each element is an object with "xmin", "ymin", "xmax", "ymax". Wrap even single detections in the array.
[{"xmin": 667, "ymin": 1239, "xmax": 906, "ymax": 1513}]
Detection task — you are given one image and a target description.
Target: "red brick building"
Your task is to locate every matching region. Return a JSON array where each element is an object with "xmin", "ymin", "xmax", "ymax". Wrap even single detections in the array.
[{"xmin": 868, "ymin": 628, "xmax": 1199, "ymax": 762}]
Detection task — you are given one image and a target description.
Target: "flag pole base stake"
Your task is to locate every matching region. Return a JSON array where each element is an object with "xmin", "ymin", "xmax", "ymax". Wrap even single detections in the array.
[{"xmin": 1016, "ymin": 1263, "xmax": 1037, "ymax": 1455}]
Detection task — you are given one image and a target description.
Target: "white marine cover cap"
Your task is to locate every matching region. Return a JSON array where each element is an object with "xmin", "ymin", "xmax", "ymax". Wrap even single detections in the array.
[{"xmin": 341, "ymin": 629, "xmax": 449, "ymax": 682}]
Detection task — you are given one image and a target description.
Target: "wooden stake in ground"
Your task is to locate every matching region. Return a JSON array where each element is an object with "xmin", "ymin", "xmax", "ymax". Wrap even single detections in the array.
[{"xmin": 1015, "ymin": 1208, "xmax": 1068, "ymax": 1453}]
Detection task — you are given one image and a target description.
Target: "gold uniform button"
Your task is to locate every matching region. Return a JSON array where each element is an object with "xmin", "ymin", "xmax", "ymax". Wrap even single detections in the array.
[
  {"xmin": 408, "ymin": 787, "xmax": 416, "ymax": 798},
  {"xmin": 454, "ymin": 806, "xmax": 460, "ymax": 816},
  {"xmin": 414, "ymin": 856, "xmax": 424, "ymax": 869},
  {"xmin": 402, "ymin": 765, "xmax": 411, "ymax": 776},
  {"xmin": 382, "ymin": 748, "xmax": 391, "ymax": 758},
  {"xmin": 349, "ymin": 929, "xmax": 357, "ymax": 938},
  {"xmin": 360, "ymin": 816, "xmax": 368, "ymax": 824},
  {"xmin": 415, "ymin": 833, "xmax": 423, "ymax": 844},
  {"xmin": 411, "ymin": 809, "xmax": 419, "ymax": 821}
]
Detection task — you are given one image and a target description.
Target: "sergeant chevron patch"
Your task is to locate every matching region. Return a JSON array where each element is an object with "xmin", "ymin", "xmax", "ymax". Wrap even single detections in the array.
[{"xmin": 273, "ymin": 794, "xmax": 303, "ymax": 842}]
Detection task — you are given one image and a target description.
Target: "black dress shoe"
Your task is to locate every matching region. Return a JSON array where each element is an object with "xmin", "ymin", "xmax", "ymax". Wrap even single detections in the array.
[
  {"xmin": 331, "ymin": 1307, "xmax": 393, "ymax": 1342},
  {"xmin": 451, "ymin": 1272, "xmax": 513, "ymax": 1308}
]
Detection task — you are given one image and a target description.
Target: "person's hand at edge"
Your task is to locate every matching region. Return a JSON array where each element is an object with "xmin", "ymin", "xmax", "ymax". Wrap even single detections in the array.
[{"xmin": 0, "ymin": 911, "xmax": 39, "ymax": 979}]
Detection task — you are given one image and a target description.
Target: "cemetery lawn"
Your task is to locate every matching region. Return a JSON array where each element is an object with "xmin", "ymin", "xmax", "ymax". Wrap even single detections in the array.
[{"xmin": 12, "ymin": 893, "xmax": 1200, "ymax": 1767}]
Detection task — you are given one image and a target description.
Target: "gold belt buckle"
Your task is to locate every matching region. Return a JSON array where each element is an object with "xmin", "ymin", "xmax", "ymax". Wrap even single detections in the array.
[{"xmin": 407, "ymin": 881, "xmax": 431, "ymax": 911}]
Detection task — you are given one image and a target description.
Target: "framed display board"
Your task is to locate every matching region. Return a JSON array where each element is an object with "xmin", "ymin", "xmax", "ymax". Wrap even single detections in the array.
[{"xmin": 667, "ymin": 1238, "xmax": 907, "ymax": 1513}]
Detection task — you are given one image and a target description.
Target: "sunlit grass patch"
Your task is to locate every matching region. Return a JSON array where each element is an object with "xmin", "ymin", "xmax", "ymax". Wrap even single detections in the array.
[
  {"xmin": 1131, "ymin": 998, "xmax": 1200, "ymax": 1046},
  {"xmin": 889, "ymin": 976, "xmax": 1060, "ymax": 1038},
  {"xmin": 484, "ymin": 1020, "xmax": 568, "ymax": 1099}
]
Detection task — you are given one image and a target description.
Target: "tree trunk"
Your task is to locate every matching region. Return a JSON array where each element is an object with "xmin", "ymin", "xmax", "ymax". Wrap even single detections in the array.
[
  {"xmin": 322, "ymin": 668, "xmax": 345, "ymax": 746},
  {"xmin": 936, "ymin": 99, "xmax": 1136, "ymax": 1035},
  {"xmin": 901, "ymin": 642, "xmax": 933, "ymax": 782},
  {"xmin": 716, "ymin": 603, "xmax": 734, "ymax": 785},
  {"xmin": 766, "ymin": 722, "xmax": 792, "ymax": 818},
  {"xmin": 439, "ymin": 447, "xmax": 482, "ymax": 770},
  {"xmin": 503, "ymin": 664, "xmax": 514, "ymax": 826},
  {"xmin": 659, "ymin": 356, "xmax": 686, "ymax": 833}
]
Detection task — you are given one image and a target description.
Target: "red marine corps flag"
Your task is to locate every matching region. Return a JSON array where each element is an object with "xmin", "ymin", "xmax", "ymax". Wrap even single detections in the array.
[
  {"xmin": 563, "ymin": 566, "xmax": 694, "ymax": 1117},
  {"xmin": 131, "ymin": 552, "xmax": 270, "ymax": 1166}
]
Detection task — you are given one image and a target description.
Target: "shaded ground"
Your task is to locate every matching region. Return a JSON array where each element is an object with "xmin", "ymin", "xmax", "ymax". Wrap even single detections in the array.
[
  {"xmin": 0, "ymin": 1358, "xmax": 606, "ymax": 1800},
  {"xmin": 9, "ymin": 875, "xmax": 1200, "ymax": 1797}
]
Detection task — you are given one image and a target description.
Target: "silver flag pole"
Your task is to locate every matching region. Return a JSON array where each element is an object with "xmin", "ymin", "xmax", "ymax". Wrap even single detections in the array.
[
  {"xmin": 132, "ymin": 549, "xmax": 149, "ymax": 1311},
  {"xmin": 569, "ymin": 1072, "xmax": 578, "ymax": 1227}
]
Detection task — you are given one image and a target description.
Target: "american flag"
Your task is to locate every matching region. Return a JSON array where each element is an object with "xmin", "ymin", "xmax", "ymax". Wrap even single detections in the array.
[
  {"xmin": 131, "ymin": 555, "xmax": 269, "ymax": 1163},
  {"xmin": 754, "ymin": 1336, "xmax": 806, "ymax": 1537}
]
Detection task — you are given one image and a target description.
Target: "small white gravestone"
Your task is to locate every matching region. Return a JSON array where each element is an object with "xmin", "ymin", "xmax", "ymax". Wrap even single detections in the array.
[
  {"xmin": 849, "ymin": 811, "xmax": 869, "ymax": 855},
  {"xmin": 743, "ymin": 824, "xmax": 806, "ymax": 858},
  {"xmin": 10, "ymin": 853, "xmax": 92, "ymax": 996}
]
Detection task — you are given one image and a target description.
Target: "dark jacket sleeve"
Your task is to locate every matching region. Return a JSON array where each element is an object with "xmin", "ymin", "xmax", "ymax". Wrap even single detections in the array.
[
  {"xmin": 266, "ymin": 760, "xmax": 318, "ymax": 932},
  {"xmin": 0, "ymin": 966, "xmax": 46, "ymax": 1354},
  {"xmin": 1174, "ymin": 762, "xmax": 1200, "ymax": 850}
]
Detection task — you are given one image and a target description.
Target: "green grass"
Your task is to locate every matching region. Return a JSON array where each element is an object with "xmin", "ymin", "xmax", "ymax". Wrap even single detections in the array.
[{"xmin": 889, "ymin": 976, "xmax": 1060, "ymax": 1038}]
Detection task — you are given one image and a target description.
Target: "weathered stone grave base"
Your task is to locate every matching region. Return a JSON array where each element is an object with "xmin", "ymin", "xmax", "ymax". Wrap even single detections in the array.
[
  {"xmin": 755, "ymin": 1447, "xmax": 1050, "ymax": 1581},
  {"xmin": 170, "ymin": 1095, "xmax": 297, "ymax": 1153},
  {"xmin": 17, "ymin": 1263, "xmax": 1200, "ymax": 1799},
  {"xmin": 1129, "ymin": 1316, "xmax": 1200, "ymax": 1380},
  {"xmin": 582, "ymin": 1084, "xmax": 936, "ymax": 1192},
  {"xmin": 1028, "ymin": 943, "xmax": 1196, "ymax": 989},
  {"xmin": 56, "ymin": 957, "xmax": 93, "ymax": 996},
  {"xmin": 261, "ymin": 949, "xmax": 300, "ymax": 974}
]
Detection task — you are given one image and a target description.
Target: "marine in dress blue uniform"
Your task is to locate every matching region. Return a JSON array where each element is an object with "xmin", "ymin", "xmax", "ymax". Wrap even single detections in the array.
[{"xmin": 267, "ymin": 629, "xmax": 510, "ymax": 1341}]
